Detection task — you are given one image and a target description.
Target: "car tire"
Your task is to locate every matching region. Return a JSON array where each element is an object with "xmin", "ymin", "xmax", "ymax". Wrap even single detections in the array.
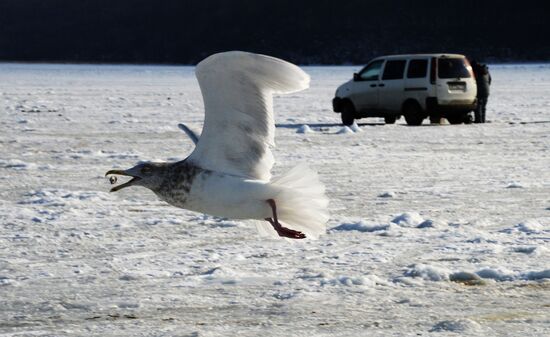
[
  {"xmin": 341, "ymin": 102, "xmax": 355, "ymax": 126},
  {"xmin": 447, "ymin": 115, "xmax": 464, "ymax": 125},
  {"xmin": 403, "ymin": 102, "xmax": 424, "ymax": 126},
  {"xmin": 384, "ymin": 116, "xmax": 397, "ymax": 124},
  {"xmin": 464, "ymin": 113, "xmax": 474, "ymax": 124},
  {"xmin": 429, "ymin": 114, "xmax": 441, "ymax": 124}
]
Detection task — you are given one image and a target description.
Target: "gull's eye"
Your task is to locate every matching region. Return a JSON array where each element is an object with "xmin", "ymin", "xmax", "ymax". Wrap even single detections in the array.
[{"xmin": 140, "ymin": 165, "xmax": 153, "ymax": 175}]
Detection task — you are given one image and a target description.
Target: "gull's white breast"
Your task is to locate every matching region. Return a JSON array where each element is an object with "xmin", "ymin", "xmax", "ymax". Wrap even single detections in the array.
[{"xmin": 185, "ymin": 171, "xmax": 277, "ymax": 220}]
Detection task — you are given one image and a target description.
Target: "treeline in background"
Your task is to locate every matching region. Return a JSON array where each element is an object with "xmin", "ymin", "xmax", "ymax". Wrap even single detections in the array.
[{"xmin": 0, "ymin": 0, "xmax": 548, "ymax": 64}]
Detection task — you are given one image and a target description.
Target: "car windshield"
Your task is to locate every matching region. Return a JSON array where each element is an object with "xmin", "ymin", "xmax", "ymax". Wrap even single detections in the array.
[
  {"xmin": 438, "ymin": 58, "xmax": 471, "ymax": 78},
  {"xmin": 358, "ymin": 60, "xmax": 384, "ymax": 81}
]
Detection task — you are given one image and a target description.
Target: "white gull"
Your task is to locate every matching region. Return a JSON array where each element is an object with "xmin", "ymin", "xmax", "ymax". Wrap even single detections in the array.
[{"xmin": 106, "ymin": 51, "xmax": 329, "ymax": 239}]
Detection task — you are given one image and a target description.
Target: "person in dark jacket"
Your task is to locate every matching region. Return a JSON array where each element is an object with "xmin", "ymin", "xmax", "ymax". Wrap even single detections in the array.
[{"xmin": 471, "ymin": 60, "xmax": 492, "ymax": 123}]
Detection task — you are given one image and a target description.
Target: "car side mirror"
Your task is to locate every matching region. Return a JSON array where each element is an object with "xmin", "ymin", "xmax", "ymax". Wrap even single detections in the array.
[{"xmin": 353, "ymin": 73, "xmax": 360, "ymax": 81}]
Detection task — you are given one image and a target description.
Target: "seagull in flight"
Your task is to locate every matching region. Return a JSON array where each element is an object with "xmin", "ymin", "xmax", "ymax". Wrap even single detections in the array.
[{"xmin": 106, "ymin": 51, "xmax": 329, "ymax": 239}]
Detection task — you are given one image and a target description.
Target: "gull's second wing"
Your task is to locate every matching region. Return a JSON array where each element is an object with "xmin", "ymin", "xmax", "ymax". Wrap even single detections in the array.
[
  {"xmin": 178, "ymin": 123, "xmax": 199, "ymax": 145},
  {"xmin": 188, "ymin": 51, "xmax": 309, "ymax": 180}
]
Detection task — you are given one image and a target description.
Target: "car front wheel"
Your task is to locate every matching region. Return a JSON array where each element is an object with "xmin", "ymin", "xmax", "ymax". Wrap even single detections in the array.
[{"xmin": 341, "ymin": 102, "xmax": 355, "ymax": 126}]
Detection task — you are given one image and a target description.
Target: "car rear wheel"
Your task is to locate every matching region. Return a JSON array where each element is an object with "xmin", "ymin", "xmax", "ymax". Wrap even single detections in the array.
[
  {"xmin": 447, "ymin": 114, "xmax": 468, "ymax": 125},
  {"xmin": 341, "ymin": 102, "xmax": 355, "ymax": 126},
  {"xmin": 403, "ymin": 102, "xmax": 424, "ymax": 126},
  {"xmin": 384, "ymin": 116, "xmax": 397, "ymax": 124}
]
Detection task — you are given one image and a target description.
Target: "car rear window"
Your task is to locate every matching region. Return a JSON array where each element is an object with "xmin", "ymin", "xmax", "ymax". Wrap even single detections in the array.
[
  {"xmin": 382, "ymin": 60, "xmax": 406, "ymax": 80},
  {"xmin": 438, "ymin": 58, "xmax": 471, "ymax": 78},
  {"xmin": 407, "ymin": 59, "xmax": 428, "ymax": 78}
]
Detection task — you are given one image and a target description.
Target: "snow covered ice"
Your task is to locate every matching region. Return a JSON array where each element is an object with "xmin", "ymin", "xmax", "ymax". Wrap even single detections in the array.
[{"xmin": 1, "ymin": 63, "xmax": 549, "ymax": 336}]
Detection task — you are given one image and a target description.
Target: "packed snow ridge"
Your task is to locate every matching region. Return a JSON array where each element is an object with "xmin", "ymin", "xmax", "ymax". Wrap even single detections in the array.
[{"xmin": 402, "ymin": 264, "xmax": 550, "ymax": 283}]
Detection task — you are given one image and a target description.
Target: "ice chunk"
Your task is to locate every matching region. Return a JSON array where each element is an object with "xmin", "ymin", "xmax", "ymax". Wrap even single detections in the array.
[
  {"xmin": 475, "ymin": 267, "xmax": 516, "ymax": 281},
  {"xmin": 501, "ymin": 220, "xmax": 546, "ymax": 234},
  {"xmin": 404, "ymin": 264, "xmax": 450, "ymax": 282},
  {"xmin": 331, "ymin": 221, "xmax": 390, "ymax": 233},
  {"xmin": 391, "ymin": 212, "xmax": 424, "ymax": 227},
  {"xmin": 296, "ymin": 124, "xmax": 314, "ymax": 134},
  {"xmin": 0, "ymin": 159, "xmax": 37, "ymax": 170},
  {"xmin": 416, "ymin": 219, "xmax": 437, "ymax": 228},
  {"xmin": 430, "ymin": 319, "xmax": 482, "ymax": 333},
  {"xmin": 349, "ymin": 121, "xmax": 362, "ymax": 132},
  {"xmin": 522, "ymin": 269, "xmax": 550, "ymax": 280},
  {"xmin": 506, "ymin": 182, "xmax": 523, "ymax": 188},
  {"xmin": 336, "ymin": 126, "xmax": 354, "ymax": 134},
  {"xmin": 512, "ymin": 246, "xmax": 538, "ymax": 254},
  {"xmin": 449, "ymin": 271, "xmax": 484, "ymax": 285}
]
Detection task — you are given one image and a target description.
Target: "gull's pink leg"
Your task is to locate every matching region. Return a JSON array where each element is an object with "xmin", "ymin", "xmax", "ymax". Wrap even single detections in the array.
[{"xmin": 265, "ymin": 199, "xmax": 306, "ymax": 239}]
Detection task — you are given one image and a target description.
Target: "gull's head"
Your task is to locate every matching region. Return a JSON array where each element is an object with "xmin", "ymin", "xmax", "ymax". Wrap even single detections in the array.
[{"xmin": 106, "ymin": 162, "xmax": 168, "ymax": 192}]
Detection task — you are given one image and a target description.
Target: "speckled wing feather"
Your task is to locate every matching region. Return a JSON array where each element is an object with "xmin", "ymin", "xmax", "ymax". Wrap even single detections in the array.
[{"xmin": 188, "ymin": 51, "xmax": 310, "ymax": 181}]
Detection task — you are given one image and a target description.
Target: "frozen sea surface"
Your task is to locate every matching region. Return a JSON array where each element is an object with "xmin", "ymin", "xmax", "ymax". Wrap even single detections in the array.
[{"xmin": 0, "ymin": 63, "xmax": 549, "ymax": 336}]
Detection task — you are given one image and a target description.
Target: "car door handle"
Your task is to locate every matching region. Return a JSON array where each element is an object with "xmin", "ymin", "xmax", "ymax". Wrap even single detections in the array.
[
  {"xmin": 370, "ymin": 84, "xmax": 377, "ymax": 88},
  {"xmin": 378, "ymin": 83, "xmax": 385, "ymax": 87}
]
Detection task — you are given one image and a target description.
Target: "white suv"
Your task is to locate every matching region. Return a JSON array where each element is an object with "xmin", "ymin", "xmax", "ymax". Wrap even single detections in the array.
[{"xmin": 332, "ymin": 54, "xmax": 477, "ymax": 125}]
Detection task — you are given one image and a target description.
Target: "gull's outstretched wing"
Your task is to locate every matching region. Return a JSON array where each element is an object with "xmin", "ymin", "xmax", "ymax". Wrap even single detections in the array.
[{"xmin": 187, "ymin": 51, "xmax": 309, "ymax": 181}]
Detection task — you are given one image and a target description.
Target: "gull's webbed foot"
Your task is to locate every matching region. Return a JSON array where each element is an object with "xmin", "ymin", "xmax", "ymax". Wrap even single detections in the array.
[{"xmin": 265, "ymin": 199, "xmax": 306, "ymax": 239}]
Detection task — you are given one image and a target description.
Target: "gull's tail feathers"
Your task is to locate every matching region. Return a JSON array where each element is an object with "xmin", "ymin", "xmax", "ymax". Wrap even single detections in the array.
[{"xmin": 255, "ymin": 164, "xmax": 329, "ymax": 240}]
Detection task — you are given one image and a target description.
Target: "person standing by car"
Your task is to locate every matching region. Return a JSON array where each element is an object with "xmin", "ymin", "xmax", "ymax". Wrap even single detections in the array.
[{"xmin": 472, "ymin": 60, "xmax": 492, "ymax": 123}]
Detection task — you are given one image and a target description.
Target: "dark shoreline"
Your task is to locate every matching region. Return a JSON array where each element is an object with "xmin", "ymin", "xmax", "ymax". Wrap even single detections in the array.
[{"xmin": 1, "ymin": 60, "xmax": 549, "ymax": 67}]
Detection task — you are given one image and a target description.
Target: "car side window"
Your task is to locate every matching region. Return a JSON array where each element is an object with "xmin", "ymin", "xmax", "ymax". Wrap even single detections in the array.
[
  {"xmin": 382, "ymin": 60, "xmax": 406, "ymax": 80},
  {"xmin": 358, "ymin": 60, "xmax": 384, "ymax": 81},
  {"xmin": 407, "ymin": 59, "xmax": 428, "ymax": 78}
]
